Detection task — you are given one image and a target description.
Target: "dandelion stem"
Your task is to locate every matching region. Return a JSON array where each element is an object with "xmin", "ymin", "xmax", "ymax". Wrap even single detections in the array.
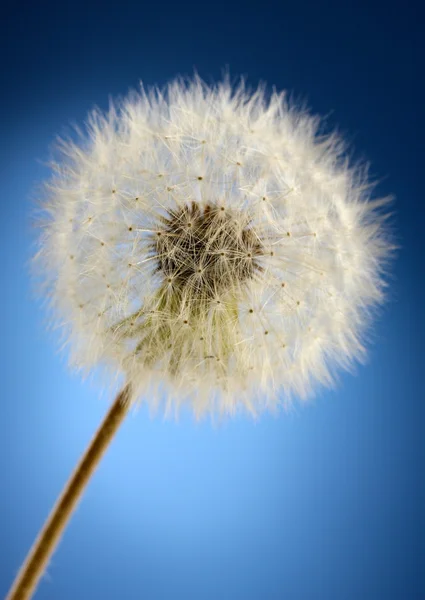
[{"xmin": 6, "ymin": 384, "xmax": 132, "ymax": 600}]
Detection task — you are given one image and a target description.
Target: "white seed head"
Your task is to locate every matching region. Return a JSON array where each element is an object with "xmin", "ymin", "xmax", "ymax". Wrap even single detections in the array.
[{"xmin": 34, "ymin": 74, "xmax": 395, "ymax": 418}]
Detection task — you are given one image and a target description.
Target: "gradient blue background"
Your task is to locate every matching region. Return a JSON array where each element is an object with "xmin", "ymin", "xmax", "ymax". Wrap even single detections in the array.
[{"xmin": 1, "ymin": 1, "xmax": 423, "ymax": 599}]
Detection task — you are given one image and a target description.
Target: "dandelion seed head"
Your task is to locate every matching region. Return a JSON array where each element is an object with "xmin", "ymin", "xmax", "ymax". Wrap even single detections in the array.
[{"xmin": 34, "ymin": 74, "xmax": 396, "ymax": 418}]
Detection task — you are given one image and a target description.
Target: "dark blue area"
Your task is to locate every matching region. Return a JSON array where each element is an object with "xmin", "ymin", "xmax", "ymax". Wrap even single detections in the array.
[{"xmin": 0, "ymin": 1, "xmax": 423, "ymax": 599}]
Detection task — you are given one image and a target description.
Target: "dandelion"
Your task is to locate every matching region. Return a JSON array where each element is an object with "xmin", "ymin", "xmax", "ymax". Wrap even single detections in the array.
[{"xmin": 7, "ymin": 74, "xmax": 395, "ymax": 599}]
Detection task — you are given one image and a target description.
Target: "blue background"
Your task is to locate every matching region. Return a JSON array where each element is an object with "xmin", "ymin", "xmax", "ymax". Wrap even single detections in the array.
[{"xmin": 1, "ymin": 1, "xmax": 423, "ymax": 599}]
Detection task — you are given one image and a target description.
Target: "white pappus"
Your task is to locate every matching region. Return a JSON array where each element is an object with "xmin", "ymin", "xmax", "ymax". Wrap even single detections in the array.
[{"xmin": 34, "ymin": 74, "xmax": 395, "ymax": 418}]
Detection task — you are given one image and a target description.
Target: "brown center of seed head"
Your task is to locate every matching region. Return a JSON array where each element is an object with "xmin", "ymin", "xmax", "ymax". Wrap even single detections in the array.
[{"xmin": 154, "ymin": 202, "xmax": 263, "ymax": 299}]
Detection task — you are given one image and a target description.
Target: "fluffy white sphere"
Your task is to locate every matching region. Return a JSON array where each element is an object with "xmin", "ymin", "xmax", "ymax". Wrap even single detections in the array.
[{"xmin": 35, "ymin": 75, "xmax": 394, "ymax": 417}]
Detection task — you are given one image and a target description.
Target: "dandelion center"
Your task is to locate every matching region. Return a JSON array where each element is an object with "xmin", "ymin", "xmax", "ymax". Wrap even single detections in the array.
[{"xmin": 153, "ymin": 201, "xmax": 263, "ymax": 299}]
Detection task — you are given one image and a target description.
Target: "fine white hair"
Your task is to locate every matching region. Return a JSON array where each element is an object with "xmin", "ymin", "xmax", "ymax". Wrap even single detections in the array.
[{"xmin": 34, "ymin": 73, "xmax": 395, "ymax": 418}]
